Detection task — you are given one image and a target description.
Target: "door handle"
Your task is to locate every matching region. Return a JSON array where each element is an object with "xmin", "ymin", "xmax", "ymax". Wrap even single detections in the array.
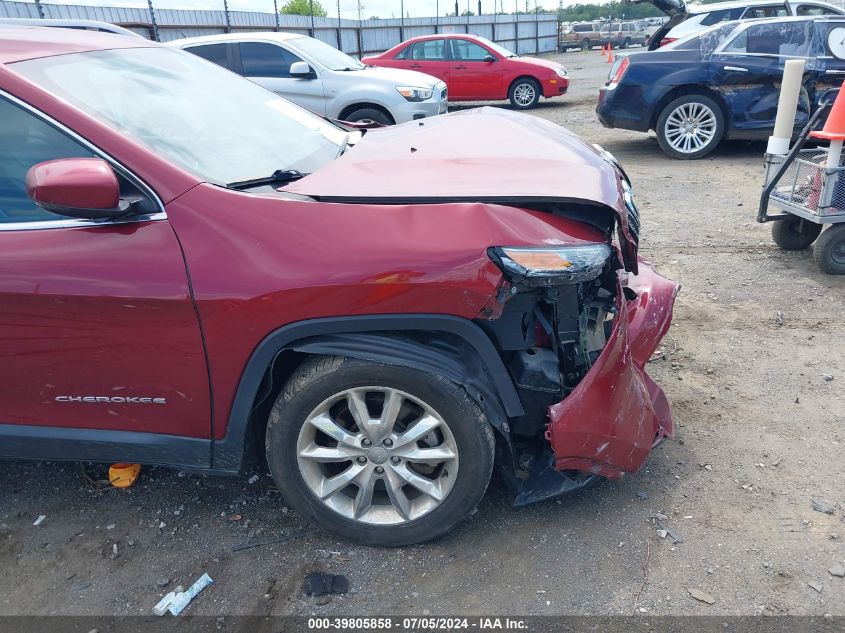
[
  {"xmin": 454, "ymin": 65, "xmax": 467, "ymax": 69},
  {"xmin": 724, "ymin": 65, "xmax": 748, "ymax": 72},
  {"xmin": 409, "ymin": 63, "xmax": 421, "ymax": 68},
  {"xmin": 825, "ymin": 69, "xmax": 845, "ymax": 75}
]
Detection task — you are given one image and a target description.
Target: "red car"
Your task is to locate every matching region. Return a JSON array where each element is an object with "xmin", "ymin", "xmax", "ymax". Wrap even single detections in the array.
[
  {"xmin": 362, "ymin": 34, "xmax": 569, "ymax": 110},
  {"xmin": 0, "ymin": 26, "xmax": 676, "ymax": 546}
]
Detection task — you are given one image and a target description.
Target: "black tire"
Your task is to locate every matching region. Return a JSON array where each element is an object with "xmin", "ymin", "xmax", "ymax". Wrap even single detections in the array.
[
  {"xmin": 771, "ymin": 217, "xmax": 823, "ymax": 250},
  {"xmin": 813, "ymin": 224, "xmax": 845, "ymax": 275},
  {"xmin": 508, "ymin": 77, "xmax": 541, "ymax": 110},
  {"xmin": 581, "ymin": 38, "xmax": 591, "ymax": 51},
  {"xmin": 342, "ymin": 107, "xmax": 393, "ymax": 126},
  {"xmin": 265, "ymin": 356, "xmax": 495, "ymax": 546},
  {"xmin": 622, "ymin": 37, "xmax": 631, "ymax": 49},
  {"xmin": 656, "ymin": 93, "xmax": 725, "ymax": 160}
]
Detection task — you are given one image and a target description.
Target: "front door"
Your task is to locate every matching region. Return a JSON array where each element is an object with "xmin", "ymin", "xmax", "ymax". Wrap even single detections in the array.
[
  {"xmin": 238, "ymin": 42, "xmax": 327, "ymax": 116},
  {"xmin": 0, "ymin": 95, "xmax": 211, "ymax": 440},
  {"xmin": 709, "ymin": 20, "xmax": 815, "ymax": 134},
  {"xmin": 447, "ymin": 38, "xmax": 503, "ymax": 100}
]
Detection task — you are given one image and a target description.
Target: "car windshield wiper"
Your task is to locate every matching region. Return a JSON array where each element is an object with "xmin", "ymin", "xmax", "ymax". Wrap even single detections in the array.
[{"xmin": 226, "ymin": 169, "xmax": 308, "ymax": 190}]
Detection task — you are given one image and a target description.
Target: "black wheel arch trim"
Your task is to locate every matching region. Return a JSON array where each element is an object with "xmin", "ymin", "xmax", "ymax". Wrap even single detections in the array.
[{"xmin": 211, "ymin": 314, "xmax": 524, "ymax": 473}]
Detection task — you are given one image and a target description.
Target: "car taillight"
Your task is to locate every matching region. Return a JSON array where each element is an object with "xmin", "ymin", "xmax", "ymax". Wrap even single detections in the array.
[
  {"xmin": 659, "ymin": 37, "xmax": 677, "ymax": 47},
  {"xmin": 607, "ymin": 56, "xmax": 630, "ymax": 88}
]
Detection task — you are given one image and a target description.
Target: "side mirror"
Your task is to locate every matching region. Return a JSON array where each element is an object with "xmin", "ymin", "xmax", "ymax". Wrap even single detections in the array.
[
  {"xmin": 290, "ymin": 61, "xmax": 314, "ymax": 78},
  {"xmin": 483, "ymin": 54, "xmax": 496, "ymax": 63},
  {"xmin": 26, "ymin": 158, "xmax": 128, "ymax": 220}
]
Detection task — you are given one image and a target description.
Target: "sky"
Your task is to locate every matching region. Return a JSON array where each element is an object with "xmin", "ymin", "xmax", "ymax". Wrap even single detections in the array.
[{"xmin": 40, "ymin": 0, "xmax": 566, "ymax": 19}]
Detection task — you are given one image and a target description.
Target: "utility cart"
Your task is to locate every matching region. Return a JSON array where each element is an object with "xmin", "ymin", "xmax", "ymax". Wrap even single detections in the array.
[{"xmin": 759, "ymin": 101, "xmax": 845, "ymax": 275}]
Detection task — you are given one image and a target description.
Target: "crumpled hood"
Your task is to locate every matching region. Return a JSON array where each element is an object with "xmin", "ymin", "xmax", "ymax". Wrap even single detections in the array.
[{"xmin": 284, "ymin": 107, "xmax": 638, "ymax": 271}]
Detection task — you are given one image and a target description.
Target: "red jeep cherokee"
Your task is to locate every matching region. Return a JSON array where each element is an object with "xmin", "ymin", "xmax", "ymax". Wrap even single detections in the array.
[{"xmin": 0, "ymin": 27, "xmax": 677, "ymax": 546}]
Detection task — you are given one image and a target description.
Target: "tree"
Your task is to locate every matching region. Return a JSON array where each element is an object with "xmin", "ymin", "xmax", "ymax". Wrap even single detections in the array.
[
  {"xmin": 280, "ymin": 0, "xmax": 328, "ymax": 17},
  {"xmin": 558, "ymin": 1, "xmax": 662, "ymax": 21}
]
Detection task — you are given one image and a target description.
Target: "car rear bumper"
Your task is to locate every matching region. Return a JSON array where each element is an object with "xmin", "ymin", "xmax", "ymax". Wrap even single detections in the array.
[
  {"xmin": 545, "ymin": 260, "xmax": 678, "ymax": 479},
  {"xmin": 596, "ymin": 85, "xmax": 651, "ymax": 132}
]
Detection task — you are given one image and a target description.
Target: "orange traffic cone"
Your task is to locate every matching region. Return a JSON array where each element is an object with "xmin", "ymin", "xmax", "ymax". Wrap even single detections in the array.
[
  {"xmin": 600, "ymin": 43, "xmax": 607, "ymax": 55},
  {"xmin": 606, "ymin": 43, "xmax": 615, "ymax": 63},
  {"xmin": 811, "ymin": 88, "xmax": 845, "ymax": 141}
]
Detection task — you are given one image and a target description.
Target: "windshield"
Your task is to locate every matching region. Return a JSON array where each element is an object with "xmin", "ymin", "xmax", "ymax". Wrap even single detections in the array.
[
  {"xmin": 473, "ymin": 36, "xmax": 516, "ymax": 58},
  {"xmin": 13, "ymin": 47, "xmax": 349, "ymax": 186},
  {"xmin": 290, "ymin": 35, "xmax": 365, "ymax": 70},
  {"xmin": 662, "ymin": 21, "xmax": 739, "ymax": 53}
]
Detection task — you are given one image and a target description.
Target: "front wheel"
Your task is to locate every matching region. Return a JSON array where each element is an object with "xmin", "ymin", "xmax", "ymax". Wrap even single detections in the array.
[
  {"xmin": 622, "ymin": 37, "xmax": 631, "ymax": 49},
  {"xmin": 581, "ymin": 38, "xmax": 591, "ymax": 51},
  {"xmin": 342, "ymin": 107, "xmax": 393, "ymax": 126},
  {"xmin": 771, "ymin": 217, "xmax": 823, "ymax": 250},
  {"xmin": 813, "ymin": 224, "xmax": 845, "ymax": 274},
  {"xmin": 265, "ymin": 356, "xmax": 495, "ymax": 546},
  {"xmin": 656, "ymin": 94, "xmax": 725, "ymax": 159},
  {"xmin": 509, "ymin": 78, "xmax": 541, "ymax": 109}
]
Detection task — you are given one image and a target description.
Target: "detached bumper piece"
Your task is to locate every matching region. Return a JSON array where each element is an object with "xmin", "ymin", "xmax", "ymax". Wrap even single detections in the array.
[
  {"xmin": 546, "ymin": 262, "xmax": 677, "ymax": 479},
  {"xmin": 482, "ymin": 257, "xmax": 677, "ymax": 505}
]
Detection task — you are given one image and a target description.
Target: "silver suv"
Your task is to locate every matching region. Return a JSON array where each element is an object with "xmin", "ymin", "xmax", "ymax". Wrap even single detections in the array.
[{"xmin": 170, "ymin": 33, "xmax": 448, "ymax": 125}]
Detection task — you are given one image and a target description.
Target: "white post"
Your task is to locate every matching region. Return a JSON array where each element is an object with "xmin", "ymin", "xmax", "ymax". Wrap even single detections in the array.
[{"xmin": 767, "ymin": 58, "xmax": 805, "ymax": 156}]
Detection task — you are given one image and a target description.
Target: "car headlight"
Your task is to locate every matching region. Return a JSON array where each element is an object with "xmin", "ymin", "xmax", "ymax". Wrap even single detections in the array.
[
  {"xmin": 396, "ymin": 86, "xmax": 434, "ymax": 102},
  {"xmin": 489, "ymin": 244, "xmax": 612, "ymax": 284},
  {"xmin": 554, "ymin": 67, "xmax": 568, "ymax": 78}
]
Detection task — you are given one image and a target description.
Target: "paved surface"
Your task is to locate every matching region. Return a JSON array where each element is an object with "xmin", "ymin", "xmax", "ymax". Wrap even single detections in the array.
[{"xmin": 1, "ymin": 49, "xmax": 844, "ymax": 617}]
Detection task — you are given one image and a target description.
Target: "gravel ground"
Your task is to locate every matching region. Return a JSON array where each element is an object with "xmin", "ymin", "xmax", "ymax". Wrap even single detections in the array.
[{"xmin": 1, "ymin": 49, "xmax": 843, "ymax": 618}]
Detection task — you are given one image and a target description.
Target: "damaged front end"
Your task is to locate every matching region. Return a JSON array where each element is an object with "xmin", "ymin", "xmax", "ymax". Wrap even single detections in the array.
[{"xmin": 480, "ymin": 197, "xmax": 678, "ymax": 507}]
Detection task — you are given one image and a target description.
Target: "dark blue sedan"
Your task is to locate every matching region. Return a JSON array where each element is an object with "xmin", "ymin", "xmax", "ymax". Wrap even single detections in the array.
[{"xmin": 596, "ymin": 16, "xmax": 845, "ymax": 158}]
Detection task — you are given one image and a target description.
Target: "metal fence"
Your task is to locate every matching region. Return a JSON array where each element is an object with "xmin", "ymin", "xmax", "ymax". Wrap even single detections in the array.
[{"xmin": 0, "ymin": 1, "xmax": 561, "ymax": 56}]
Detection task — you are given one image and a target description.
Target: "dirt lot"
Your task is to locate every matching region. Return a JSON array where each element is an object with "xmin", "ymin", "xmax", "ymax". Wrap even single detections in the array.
[{"xmin": 1, "ymin": 49, "xmax": 844, "ymax": 619}]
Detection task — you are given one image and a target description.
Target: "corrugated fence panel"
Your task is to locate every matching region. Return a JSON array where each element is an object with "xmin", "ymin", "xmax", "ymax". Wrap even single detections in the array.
[
  {"xmin": 403, "ymin": 25, "xmax": 435, "ymax": 39},
  {"xmin": 0, "ymin": 1, "xmax": 37, "ymax": 17},
  {"xmin": 0, "ymin": 1, "xmax": 559, "ymax": 55}
]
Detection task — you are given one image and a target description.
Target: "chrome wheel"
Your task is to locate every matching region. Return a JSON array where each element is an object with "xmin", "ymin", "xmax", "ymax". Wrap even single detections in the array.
[
  {"xmin": 513, "ymin": 82, "xmax": 537, "ymax": 107},
  {"xmin": 663, "ymin": 101, "xmax": 718, "ymax": 155},
  {"xmin": 296, "ymin": 386, "xmax": 460, "ymax": 525}
]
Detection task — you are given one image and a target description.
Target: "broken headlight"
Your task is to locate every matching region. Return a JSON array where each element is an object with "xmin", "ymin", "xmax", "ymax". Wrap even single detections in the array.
[{"xmin": 489, "ymin": 244, "xmax": 612, "ymax": 283}]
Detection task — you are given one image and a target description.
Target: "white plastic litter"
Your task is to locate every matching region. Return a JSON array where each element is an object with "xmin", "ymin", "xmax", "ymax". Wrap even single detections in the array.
[{"xmin": 153, "ymin": 573, "xmax": 213, "ymax": 616}]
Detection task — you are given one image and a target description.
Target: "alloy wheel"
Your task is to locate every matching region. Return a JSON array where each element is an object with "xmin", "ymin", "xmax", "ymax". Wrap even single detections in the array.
[
  {"xmin": 663, "ymin": 101, "xmax": 718, "ymax": 155},
  {"xmin": 296, "ymin": 386, "xmax": 460, "ymax": 525},
  {"xmin": 513, "ymin": 83, "xmax": 537, "ymax": 107}
]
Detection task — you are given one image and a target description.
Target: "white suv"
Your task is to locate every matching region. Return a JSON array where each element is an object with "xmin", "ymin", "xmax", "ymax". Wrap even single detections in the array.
[
  {"xmin": 643, "ymin": 0, "xmax": 844, "ymax": 48},
  {"xmin": 170, "ymin": 33, "xmax": 448, "ymax": 125}
]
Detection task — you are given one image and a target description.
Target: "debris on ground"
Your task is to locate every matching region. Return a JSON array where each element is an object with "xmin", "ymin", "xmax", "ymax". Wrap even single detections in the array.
[
  {"xmin": 153, "ymin": 573, "xmax": 213, "ymax": 616},
  {"xmin": 156, "ymin": 579, "xmax": 170, "ymax": 588},
  {"xmin": 304, "ymin": 572, "xmax": 349, "ymax": 596},
  {"xmin": 822, "ymin": 374, "xmax": 834, "ymax": 381},
  {"xmin": 649, "ymin": 513, "xmax": 684, "ymax": 544},
  {"xmin": 637, "ymin": 491, "xmax": 649, "ymax": 500},
  {"xmin": 688, "ymin": 588, "xmax": 716, "ymax": 605},
  {"xmin": 33, "ymin": 515, "xmax": 45, "ymax": 527},
  {"xmin": 812, "ymin": 500, "xmax": 835, "ymax": 515},
  {"xmin": 808, "ymin": 581, "xmax": 823, "ymax": 593},
  {"xmin": 108, "ymin": 463, "xmax": 141, "ymax": 488},
  {"xmin": 828, "ymin": 565, "xmax": 845, "ymax": 578},
  {"xmin": 247, "ymin": 475, "xmax": 260, "ymax": 484},
  {"xmin": 232, "ymin": 529, "xmax": 310, "ymax": 552}
]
